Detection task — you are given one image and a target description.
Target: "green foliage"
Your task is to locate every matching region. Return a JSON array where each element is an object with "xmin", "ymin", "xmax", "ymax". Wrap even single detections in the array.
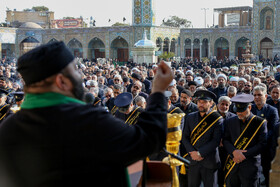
[
  {"xmin": 159, "ymin": 52, "xmax": 175, "ymax": 61},
  {"xmin": 161, "ymin": 16, "xmax": 191, "ymax": 28},
  {"xmin": 23, "ymin": 8, "xmax": 32, "ymax": 12},
  {"xmin": 32, "ymin": 6, "xmax": 49, "ymax": 11},
  {"xmin": 63, "ymin": 17, "xmax": 75, "ymax": 20},
  {"xmin": 112, "ymin": 22, "xmax": 129, "ymax": 27},
  {"xmin": 202, "ymin": 57, "xmax": 209, "ymax": 63}
]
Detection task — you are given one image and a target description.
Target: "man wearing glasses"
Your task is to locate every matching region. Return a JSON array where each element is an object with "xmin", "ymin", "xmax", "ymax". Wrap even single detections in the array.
[{"xmin": 243, "ymin": 82, "xmax": 253, "ymax": 94}]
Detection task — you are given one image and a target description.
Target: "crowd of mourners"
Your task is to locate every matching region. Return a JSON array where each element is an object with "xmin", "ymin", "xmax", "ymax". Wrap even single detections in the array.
[{"xmin": 0, "ymin": 54, "xmax": 280, "ymax": 186}]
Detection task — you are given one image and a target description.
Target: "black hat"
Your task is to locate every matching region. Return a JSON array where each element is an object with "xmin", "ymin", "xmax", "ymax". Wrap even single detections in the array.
[
  {"xmin": 194, "ymin": 90, "xmax": 216, "ymax": 101},
  {"xmin": 17, "ymin": 41, "xmax": 74, "ymax": 86},
  {"xmin": 12, "ymin": 92, "xmax": 24, "ymax": 102},
  {"xmin": 188, "ymin": 81, "xmax": 197, "ymax": 87},
  {"xmin": 231, "ymin": 93, "xmax": 254, "ymax": 112},
  {"xmin": 131, "ymin": 73, "xmax": 141, "ymax": 80},
  {"xmin": 114, "ymin": 92, "xmax": 133, "ymax": 108}
]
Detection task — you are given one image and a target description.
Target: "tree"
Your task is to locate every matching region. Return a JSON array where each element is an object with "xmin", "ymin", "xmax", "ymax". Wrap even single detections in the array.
[
  {"xmin": 63, "ymin": 17, "xmax": 75, "ymax": 20},
  {"xmin": 112, "ymin": 22, "xmax": 129, "ymax": 27},
  {"xmin": 161, "ymin": 16, "xmax": 191, "ymax": 28},
  {"xmin": 159, "ymin": 52, "xmax": 175, "ymax": 61},
  {"xmin": 32, "ymin": 6, "xmax": 49, "ymax": 11}
]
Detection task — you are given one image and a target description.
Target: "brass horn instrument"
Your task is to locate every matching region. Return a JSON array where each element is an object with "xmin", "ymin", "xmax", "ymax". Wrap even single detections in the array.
[{"xmin": 163, "ymin": 113, "xmax": 185, "ymax": 187}]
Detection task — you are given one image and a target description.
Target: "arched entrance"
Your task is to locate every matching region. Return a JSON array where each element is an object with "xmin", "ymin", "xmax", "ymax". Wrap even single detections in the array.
[
  {"xmin": 163, "ymin": 38, "xmax": 170, "ymax": 53},
  {"xmin": 156, "ymin": 38, "xmax": 163, "ymax": 52},
  {"xmin": 193, "ymin": 38, "xmax": 200, "ymax": 60},
  {"xmin": 202, "ymin": 38, "xmax": 209, "ymax": 58},
  {"xmin": 184, "ymin": 39, "xmax": 191, "ymax": 58},
  {"xmin": 170, "ymin": 38, "xmax": 176, "ymax": 53},
  {"xmin": 260, "ymin": 7, "xmax": 273, "ymax": 30},
  {"xmin": 88, "ymin": 37, "xmax": 105, "ymax": 60},
  {"xmin": 19, "ymin": 37, "xmax": 40, "ymax": 55},
  {"xmin": 235, "ymin": 37, "xmax": 250, "ymax": 59},
  {"xmin": 67, "ymin": 39, "xmax": 83, "ymax": 58},
  {"xmin": 260, "ymin": 37, "xmax": 273, "ymax": 59},
  {"xmin": 111, "ymin": 37, "xmax": 129, "ymax": 62},
  {"xmin": 214, "ymin": 37, "xmax": 229, "ymax": 60}
]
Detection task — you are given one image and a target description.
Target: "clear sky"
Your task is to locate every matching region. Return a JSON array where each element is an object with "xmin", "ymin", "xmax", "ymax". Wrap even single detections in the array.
[{"xmin": 0, "ymin": 0, "xmax": 253, "ymax": 28}]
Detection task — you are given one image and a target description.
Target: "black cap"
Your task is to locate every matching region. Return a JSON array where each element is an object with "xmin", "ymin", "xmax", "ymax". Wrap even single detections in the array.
[
  {"xmin": 188, "ymin": 81, "xmax": 197, "ymax": 87},
  {"xmin": 17, "ymin": 41, "xmax": 74, "ymax": 86},
  {"xmin": 131, "ymin": 73, "xmax": 141, "ymax": 80},
  {"xmin": 114, "ymin": 92, "xmax": 133, "ymax": 107},
  {"xmin": 194, "ymin": 90, "xmax": 216, "ymax": 101},
  {"xmin": 231, "ymin": 94, "xmax": 254, "ymax": 112}
]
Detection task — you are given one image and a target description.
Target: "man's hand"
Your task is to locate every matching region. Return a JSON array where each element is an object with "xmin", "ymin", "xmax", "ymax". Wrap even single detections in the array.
[
  {"xmin": 189, "ymin": 151, "xmax": 204, "ymax": 161},
  {"xmin": 151, "ymin": 61, "xmax": 173, "ymax": 94},
  {"xmin": 232, "ymin": 150, "xmax": 247, "ymax": 164}
]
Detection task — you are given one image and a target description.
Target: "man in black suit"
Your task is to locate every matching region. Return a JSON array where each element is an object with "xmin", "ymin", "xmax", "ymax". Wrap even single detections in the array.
[
  {"xmin": 180, "ymin": 90, "xmax": 223, "ymax": 187},
  {"xmin": 223, "ymin": 94, "xmax": 267, "ymax": 187},
  {"xmin": 251, "ymin": 86, "xmax": 279, "ymax": 187},
  {"xmin": 216, "ymin": 96, "xmax": 236, "ymax": 186},
  {"xmin": 175, "ymin": 89, "xmax": 198, "ymax": 117}
]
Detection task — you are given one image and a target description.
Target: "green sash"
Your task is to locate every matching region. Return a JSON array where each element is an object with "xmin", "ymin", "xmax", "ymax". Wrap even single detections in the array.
[
  {"xmin": 180, "ymin": 110, "xmax": 222, "ymax": 174},
  {"xmin": 223, "ymin": 115, "xmax": 266, "ymax": 186},
  {"xmin": 21, "ymin": 92, "xmax": 85, "ymax": 109}
]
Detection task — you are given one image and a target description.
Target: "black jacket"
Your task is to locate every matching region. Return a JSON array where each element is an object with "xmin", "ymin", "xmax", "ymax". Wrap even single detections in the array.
[{"xmin": 0, "ymin": 93, "xmax": 167, "ymax": 187}]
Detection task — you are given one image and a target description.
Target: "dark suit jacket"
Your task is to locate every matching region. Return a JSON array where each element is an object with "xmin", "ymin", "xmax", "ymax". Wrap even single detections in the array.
[
  {"xmin": 181, "ymin": 111, "xmax": 223, "ymax": 170},
  {"xmin": 0, "ymin": 93, "xmax": 167, "ymax": 187},
  {"xmin": 251, "ymin": 104, "xmax": 279, "ymax": 143},
  {"xmin": 223, "ymin": 114, "xmax": 267, "ymax": 177}
]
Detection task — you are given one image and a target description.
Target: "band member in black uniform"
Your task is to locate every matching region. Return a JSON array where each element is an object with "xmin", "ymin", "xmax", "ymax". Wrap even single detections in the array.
[
  {"xmin": 216, "ymin": 96, "xmax": 236, "ymax": 187},
  {"xmin": 0, "ymin": 42, "xmax": 174, "ymax": 187},
  {"xmin": 0, "ymin": 91, "xmax": 13, "ymax": 123},
  {"xmin": 180, "ymin": 90, "xmax": 223, "ymax": 187},
  {"xmin": 223, "ymin": 94, "xmax": 267, "ymax": 187},
  {"xmin": 114, "ymin": 92, "xmax": 144, "ymax": 126},
  {"xmin": 149, "ymin": 91, "xmax": 185, "ymax": 161}
]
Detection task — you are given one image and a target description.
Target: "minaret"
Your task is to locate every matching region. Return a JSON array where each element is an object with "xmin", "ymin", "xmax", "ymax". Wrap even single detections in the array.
[{"xmin": 132, "ymin": 0, "xmax": 155, "ymax": 26}]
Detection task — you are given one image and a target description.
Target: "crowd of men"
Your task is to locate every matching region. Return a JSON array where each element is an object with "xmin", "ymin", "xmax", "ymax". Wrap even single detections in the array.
[{"xmin": 0, "ymin": 47, "xmax": 280, "ymax": 187}]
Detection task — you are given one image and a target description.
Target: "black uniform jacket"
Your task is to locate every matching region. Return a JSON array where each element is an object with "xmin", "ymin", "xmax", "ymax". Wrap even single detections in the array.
[
  {"xmin": 0, "ymin": 93, "xmax": 167, "ymax": 187},
  {"xmin": 223, "ymin": 114, "xmax": 267, "ymax": 171},
  {"xmin": 181, "ymin": 111, "xmax": 223, "ymax": 170}
]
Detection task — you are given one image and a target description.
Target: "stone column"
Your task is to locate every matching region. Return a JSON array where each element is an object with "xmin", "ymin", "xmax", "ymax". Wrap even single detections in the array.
[
  {"xmin": 175, "ymin": 42, "xmax": 178, "ymax": 56},
  {"xmin": 200, "ymin": 42, "xmax": 202, "ymax": 59},
  {"xmin": 168, "ymin": 43, "xmax": 171, "ymax": 53},
  {"xmin": 161, "ymin": 42, "xmax": 163, "ymax": 54},
  {"xmin": 208, "ymin": 42, "xmax": 211, "ymax": 58},
  {"xmin": 191, "ymin": 42, "xmax": 194, "ymax": 59}
]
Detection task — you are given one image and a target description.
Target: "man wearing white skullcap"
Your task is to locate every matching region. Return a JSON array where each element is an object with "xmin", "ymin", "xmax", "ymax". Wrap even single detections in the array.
[
  {"xmin": 237, "ymin": 78, "xmax": 247, "ymax": 93},
  {"xmin": 212, "ymin": 74, "xmax": 228, "ymax": 103},
  {"xmin": 229, "ymin": 77, "xmax": 239, "ymax": 88}
]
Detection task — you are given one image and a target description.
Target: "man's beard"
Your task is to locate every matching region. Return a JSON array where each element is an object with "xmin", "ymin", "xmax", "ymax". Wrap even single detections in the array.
[
  {"xmin": 64, "ymin": 73, "xmax": 85, "ymax": 100},
  {"xmin": 218, "ymin": 83, "xmax": 225, "ymax": 89},
  {"xmin": 198, "ymin": 106, "xmax": 208, "ymax": 113}
]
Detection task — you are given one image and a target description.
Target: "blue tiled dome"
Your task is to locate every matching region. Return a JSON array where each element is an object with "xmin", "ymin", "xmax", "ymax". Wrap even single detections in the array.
[{"xmin": 134, "ymin": 30, "xmax": 156, "ymax": 48}]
